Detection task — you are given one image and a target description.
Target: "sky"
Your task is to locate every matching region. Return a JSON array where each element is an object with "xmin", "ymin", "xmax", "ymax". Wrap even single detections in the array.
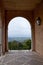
[{"xmin": 8, "ymin": 17, "xmax": 31, "ymax": 38}]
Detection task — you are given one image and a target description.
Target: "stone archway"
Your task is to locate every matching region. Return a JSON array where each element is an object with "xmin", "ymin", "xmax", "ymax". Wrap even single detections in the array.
[
  {"xmin": 8, "ymin": 16, "xmax": 32, "ymax": 50},
  {"xmin": 2, "ymin": 10, "xmax": 35, "ymax": 54}
]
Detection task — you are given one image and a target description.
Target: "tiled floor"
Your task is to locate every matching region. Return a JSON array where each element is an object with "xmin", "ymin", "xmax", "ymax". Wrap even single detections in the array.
[{"xmin": 0, "ymin": 50, "xmax": 43, "ymax": 65}]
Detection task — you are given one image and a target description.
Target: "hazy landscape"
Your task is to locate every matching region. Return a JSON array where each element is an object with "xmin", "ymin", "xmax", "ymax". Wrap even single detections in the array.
[
  {"xmin": 8, "ymin": 37, "xmax": 31, "ymax": 50},
  {"xmin": 8, "ymin": 37, "xmax": 31, "ymax": 42}
]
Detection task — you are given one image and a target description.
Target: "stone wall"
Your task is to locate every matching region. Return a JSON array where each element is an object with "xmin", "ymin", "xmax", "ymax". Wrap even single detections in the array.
[{"xmin": 34, "ymin": 2, "xmax": 43, "ymax": 56}]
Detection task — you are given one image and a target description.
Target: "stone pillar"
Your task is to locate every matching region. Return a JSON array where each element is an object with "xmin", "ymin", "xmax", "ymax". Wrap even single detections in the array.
[
  {"xmin": 5, "ymin": 26, "xmax": 8, "ymax": 52},
  {"xmin": 31, "ymin": 25, "xmax": 35, "ymax": 51},
  {"xmin": 31, "ymin": 13, "xmax": 35, "ymax": 51},
  {"xmin": 1, "ymin": 10, "xmax": 6, "ymax": 55},
  {"xmin": 0, "ymin": 10, "xmax": 3, "ymax": 55}
]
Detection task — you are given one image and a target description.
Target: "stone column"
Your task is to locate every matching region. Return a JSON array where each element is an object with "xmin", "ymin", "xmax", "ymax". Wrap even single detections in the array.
[
  {"xmin": 31, "ymin": 13, "xmax": 35, "ymax": 51},
  {"xmin": 5, "ymin": 26, "xmax": 8, "ymax": 52},
  {"xmin": 0, "ymin": 10, "xmax": 3, "ymax": 55},
  {"xmin": 1, "ymin": 10, "xmax": 6, "ymax": 55},
  {"xmin": 31, "ymin": 25, "xmax": 35, "ymax": 51}
]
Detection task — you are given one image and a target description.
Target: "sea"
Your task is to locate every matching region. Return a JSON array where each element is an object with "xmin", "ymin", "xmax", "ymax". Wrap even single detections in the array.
[{"xmin": 8, "ymin": 37, "xmax": 31, "ymax": 42}]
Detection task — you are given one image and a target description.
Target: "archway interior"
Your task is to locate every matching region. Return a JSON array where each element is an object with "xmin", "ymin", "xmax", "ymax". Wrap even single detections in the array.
[{"xmin": 8, "ymin": 17, "xmax": 32, "ymax": 50}]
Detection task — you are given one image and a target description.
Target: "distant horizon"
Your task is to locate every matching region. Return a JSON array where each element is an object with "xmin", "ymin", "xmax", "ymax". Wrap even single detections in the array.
[
  {"xmin": 8, "ymin": 37, "xmax": 31, "ymax": 42},
  {"xmin": 8, "ymin": 36, "xmax": 31, "ymax": 38}
]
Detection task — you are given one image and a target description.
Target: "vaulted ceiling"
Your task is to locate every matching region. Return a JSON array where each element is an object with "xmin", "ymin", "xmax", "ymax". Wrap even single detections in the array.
[{"xmin": 2, "ymin": 0, "xmax": 42, "ymax": 10}]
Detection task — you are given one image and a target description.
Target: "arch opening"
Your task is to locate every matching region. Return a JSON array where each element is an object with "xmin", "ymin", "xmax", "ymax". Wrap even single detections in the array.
[{"xmin": 8, "ymin": 17, "xmax": 32, "ymax": 51}]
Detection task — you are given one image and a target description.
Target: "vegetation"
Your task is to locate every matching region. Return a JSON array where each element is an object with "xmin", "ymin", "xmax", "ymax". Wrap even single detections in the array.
[{"xmin": 8, "ymin": 39, "xmax": 31, "ymax": 50}]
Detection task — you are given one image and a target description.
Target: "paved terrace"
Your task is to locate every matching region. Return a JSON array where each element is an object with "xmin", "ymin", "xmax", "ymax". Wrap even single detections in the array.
[{"xmin": 0, "ymin": 50, "xmax": 43, "ymax": 65}]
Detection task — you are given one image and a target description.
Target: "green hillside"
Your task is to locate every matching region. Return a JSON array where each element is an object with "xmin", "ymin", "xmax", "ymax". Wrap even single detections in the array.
[{"xmin": 8, "ymin": 39, "xmax": 31, "ymax": 50}]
